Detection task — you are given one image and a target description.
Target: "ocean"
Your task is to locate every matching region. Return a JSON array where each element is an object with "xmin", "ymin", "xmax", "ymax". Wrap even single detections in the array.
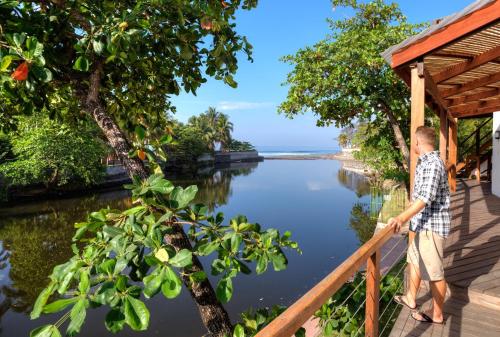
[{"xmin": 256, "ymin": 145, "xmax": 340, "ymax": 157}]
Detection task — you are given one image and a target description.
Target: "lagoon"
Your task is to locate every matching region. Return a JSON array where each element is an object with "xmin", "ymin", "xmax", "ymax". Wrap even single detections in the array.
[{"xmin": 0, "ymin": 159, "xmax": 376, "ymax": 337}]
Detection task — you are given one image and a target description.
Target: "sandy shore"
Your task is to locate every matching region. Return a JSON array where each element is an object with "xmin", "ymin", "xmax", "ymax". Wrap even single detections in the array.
[{"xmin": 263, "ymin": 152, "xmax": 347, "ymax": 160}]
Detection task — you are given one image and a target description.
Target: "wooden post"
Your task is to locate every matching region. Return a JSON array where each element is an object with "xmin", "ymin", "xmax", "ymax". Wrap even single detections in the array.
[
  {"xmin": 365, "ymin": 250, "xmax": 380, "ymax": 337},
  {"xmin": 410, "ymin": 62, "xmax": 426, "ymax": 194},
  {"xmin": 439, "ymin": 109, "xmax": 448, "ymax": 162},
  {"xmin": 448, "ymin": 119, "xmax": 458, "ymax": 192}
]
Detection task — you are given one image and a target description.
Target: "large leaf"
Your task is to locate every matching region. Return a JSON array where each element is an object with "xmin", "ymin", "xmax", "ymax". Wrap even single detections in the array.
[
  {"xmin": 124, "ymin": 296, "xmax": 150, "ymax": 331},
  {"xmin": 30, "ymin": 325, "xmax": 62, "ymax": 337},
  {"xmin": 169, "ymin": 249, "xmax": 192, "ymax": 268},
  {"xmin": 31, "ymin": 283, "xmax": 55, "ymax": 319},
  {"xmin": 216, "ymin": 277, "xmax": 233, "ymax": 303},
  {"xmin": 73, "ymin": 56, "xmax": 90, "ymax": 71},
  {"xmin": 196, "ymin": 240, "xmax": 220, "ymax": 256},
  {"xmin": 169, "ymin": 185, "xmax": 198, "ymax": 209},
  {"xmin": 161, "ymin": 266, "xmax": 182, "ymax": 299},
  {"xmin": 66, "ymin": 299, "xmax": 87, "ymax": 336},
  {"xmin": 143, "ymin": 268, "xmax": 164, "ymax": 298},
  {"xmin": 105, "ymin": 309, "xmax": 125, "ymax": 333},
  {"xmin": 42, "ymin": 297, "xmax": 79, "ymax": 314}
]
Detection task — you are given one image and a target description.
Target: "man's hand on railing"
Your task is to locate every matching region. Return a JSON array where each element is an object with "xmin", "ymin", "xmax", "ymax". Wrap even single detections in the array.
[{"xmin": 388, "ymin": 216, "xmax": 403, "ymax": 233}]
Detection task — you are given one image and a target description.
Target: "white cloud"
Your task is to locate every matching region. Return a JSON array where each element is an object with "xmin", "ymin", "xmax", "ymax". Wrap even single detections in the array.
[{"xmin": 216, "ymin": 101, "xmax": 274, "ymax": 111}]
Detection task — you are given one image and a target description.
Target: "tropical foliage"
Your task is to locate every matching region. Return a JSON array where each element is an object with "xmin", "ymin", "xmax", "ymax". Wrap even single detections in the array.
[
  {"xmin": 188, "ymin": 107, "xmax": 235, "ymax": 152},
  {"xmin": 29, "ymin": 172, "xmax": 300, "ymax": 336},
  {"xmin": 279, "ymin": 0, "xmax": 425, "ymax": 178},
  {"xmin": 227, "ymin": 139, "xmax": 255, "ymax": 152},
  {"xmin": 0, "ymin": 115, "xmax": 108, "ymax": 191}
]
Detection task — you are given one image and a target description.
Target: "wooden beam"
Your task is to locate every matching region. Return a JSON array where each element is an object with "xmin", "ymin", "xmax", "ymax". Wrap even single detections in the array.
[
  {"xmin": 446, "ymin": 88, "xmax": 500, "ymax": 106},
  {"xmin": 390, "ymin": 1, "xmax": 500, "ymax": 68},
  {"xmin": 440, "ymin": 109, "xmax": 448, "ymax": 162},
  {"xmin": 410, "ymin": 62, "xmax": 426, "ymax": 193},
  {"xmin": 448, "ymin": 119, "xmax": 458, "ymax": 192},
  {"xmin": 433, "ymin": 45, "xmax": 500, "ymax": 83},
  {"xmin": 448, "ymin": 98, "xmax": 500, "ymax": 114},
  {"xmin": 365, "ymin": 250, "xmax": 380, "ymax": 337},
  {"xmin": 424, "ymin": 68, "xmax": 448, "ymax": 113},
  {"xmin": 440, "ymin": 72, "xmax": 500, "ymax": 98}
]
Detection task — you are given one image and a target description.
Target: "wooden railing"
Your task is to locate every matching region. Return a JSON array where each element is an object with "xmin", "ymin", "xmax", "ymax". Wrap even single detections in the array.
[{"xmin": 255, "ymin": 225, "xmax": 396, "ymax": 337}]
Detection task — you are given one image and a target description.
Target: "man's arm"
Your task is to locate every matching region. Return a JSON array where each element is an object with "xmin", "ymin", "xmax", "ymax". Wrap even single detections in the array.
[{"xmin": 388, "ymin": 200, "xmax": 426, "ymax": 233}]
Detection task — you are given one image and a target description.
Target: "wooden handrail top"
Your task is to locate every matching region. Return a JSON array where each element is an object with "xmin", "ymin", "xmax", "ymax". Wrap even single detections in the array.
[{"xmin": 255, "ymin": 225, "xmax": 396, "ymax": 337}]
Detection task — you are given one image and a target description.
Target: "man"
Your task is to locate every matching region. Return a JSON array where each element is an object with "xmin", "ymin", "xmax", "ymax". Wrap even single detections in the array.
[{"xmin": 388, "ymin": 126, "xmax": 450, "ymax": 324}]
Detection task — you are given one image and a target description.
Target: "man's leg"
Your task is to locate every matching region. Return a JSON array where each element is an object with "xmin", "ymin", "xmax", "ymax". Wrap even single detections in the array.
[
  {"xmin": 429, "ymin": 279, "xmax": 446, "ymax": 322},
  {"xmin": 405, "ymin": 261, "xmax": 421, "ymax": 308}
]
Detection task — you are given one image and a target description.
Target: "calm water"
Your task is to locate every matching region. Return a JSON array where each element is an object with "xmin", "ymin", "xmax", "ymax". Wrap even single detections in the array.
[{"xmin": 0, "ymin": 159, "xmax": 376, "ymax": 337}]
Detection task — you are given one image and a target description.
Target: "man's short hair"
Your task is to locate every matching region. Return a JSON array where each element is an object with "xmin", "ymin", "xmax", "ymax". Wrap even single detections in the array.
[{"xmin": 415, "ymin": 126, "xmax": 436, "ymax": 146}]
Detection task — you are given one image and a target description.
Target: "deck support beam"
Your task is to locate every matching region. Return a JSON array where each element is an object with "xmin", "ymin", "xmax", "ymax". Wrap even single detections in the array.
[
  {"xmin": 440, "ymin": 109, "xmax": 448, "ymax": 162},
  {"xmin": 410, "ymin": 62, "xmax": 426, "ymax": 193},
  {"xmin": 448, "ymin": 118, "xmax": 458, "ymax": 192},
  {"xmin": 365, "ymin": 250, "xmax": 380, "ymax": 337}
]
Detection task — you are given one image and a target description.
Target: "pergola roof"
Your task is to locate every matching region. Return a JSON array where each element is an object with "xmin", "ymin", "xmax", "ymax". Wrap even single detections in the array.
[{"xmin": 382, "ymin": 0, "xmax": 500, "ymax": 119}]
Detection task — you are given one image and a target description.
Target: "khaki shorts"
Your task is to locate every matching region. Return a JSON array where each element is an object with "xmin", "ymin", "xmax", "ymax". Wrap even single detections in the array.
[{"xmin": 407, "ymin": 230, "xmax": 445, "ymax": 281}]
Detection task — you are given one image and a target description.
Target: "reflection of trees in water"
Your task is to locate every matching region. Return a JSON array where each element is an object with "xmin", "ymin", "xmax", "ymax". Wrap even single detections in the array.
[
  {"xmin": 348, "ymin": 203, "xmax": 377, "ymax": 245},
  {"xmin": 337, "ymin": 169, "xmax": 371, "ymax": 197},
  {"xmin": 0, "ymin": 194, "xmax": 132, "ymax": 318},
  {"xmin": 174, "ymin": 164, "xmax": 257, "ymax": 211},
  {"xmin": 0, "ymin": 163, "xmax": 256, "ymax": 320}
]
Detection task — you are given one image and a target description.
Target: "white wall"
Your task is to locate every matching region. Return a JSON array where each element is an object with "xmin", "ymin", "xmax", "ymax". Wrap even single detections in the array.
[{"xmin": 493, "ymin": 111, "xmax": 500, "ymax": 197}]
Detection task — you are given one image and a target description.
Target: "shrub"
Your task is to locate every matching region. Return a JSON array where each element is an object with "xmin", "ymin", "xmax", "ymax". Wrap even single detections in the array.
[
  {"xmin": 227, "ymin": 139, "xmax": 255, "ymax": 152},
  {"xmin": 0, "ymin": 116, "xmax": 108, "ymax": 189}
]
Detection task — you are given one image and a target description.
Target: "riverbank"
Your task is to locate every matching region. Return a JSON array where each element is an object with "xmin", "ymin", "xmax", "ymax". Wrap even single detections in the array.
[
  {"xmin": 1, "ymin": 151, "xmax": 263, "ymax": 204},
  {"xmin": 263, "ymin": 150, "xmax": 372, "ymax": 175}
]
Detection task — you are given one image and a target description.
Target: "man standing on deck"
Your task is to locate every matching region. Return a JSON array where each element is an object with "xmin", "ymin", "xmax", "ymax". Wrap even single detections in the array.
[{"xmin": 388, "ymin": 126, "xmax": 450, "ymax": 325}]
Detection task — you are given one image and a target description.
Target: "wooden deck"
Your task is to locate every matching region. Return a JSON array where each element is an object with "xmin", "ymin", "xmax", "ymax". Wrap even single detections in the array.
[{"xmin": 389, "ymin": 179, "xmax": 500, "ymax": 337}]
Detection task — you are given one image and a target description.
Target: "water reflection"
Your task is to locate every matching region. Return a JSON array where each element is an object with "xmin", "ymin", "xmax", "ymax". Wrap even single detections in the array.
[
  {"xmin": 337, "ymin": 169, "xmax": 371, "ymax": 197},
  {"xmin": 0, "ymin": 160, "xmax": 376, "ymax": 337}
]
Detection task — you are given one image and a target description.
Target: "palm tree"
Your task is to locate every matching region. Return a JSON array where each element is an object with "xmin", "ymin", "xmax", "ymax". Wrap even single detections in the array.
[{"xmin": 216, "ymin": 114, "xmax": 233, "ymax": 152}]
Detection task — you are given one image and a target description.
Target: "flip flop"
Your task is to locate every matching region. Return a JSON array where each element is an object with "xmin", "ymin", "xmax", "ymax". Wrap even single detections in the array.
[
  {"xmin": 411, "ymin": 311, "xmax": 445, "ymax": 325},
  {"xmin": 394, "ymin": 295, "xmax": 417, "ymax": 310}
]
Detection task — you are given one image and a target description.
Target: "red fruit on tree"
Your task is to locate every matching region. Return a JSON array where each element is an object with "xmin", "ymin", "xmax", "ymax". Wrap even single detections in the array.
[
  {"xmin": 138, "ymin": 149, "xmax": 146, "ymax": 160},
  {"xmin": 11, "ymin": 62, "xmax": 29, "ymax": 81},
  {"xmin": 200, "ymin": 17, "xmax": 212, "ymax": 30}
]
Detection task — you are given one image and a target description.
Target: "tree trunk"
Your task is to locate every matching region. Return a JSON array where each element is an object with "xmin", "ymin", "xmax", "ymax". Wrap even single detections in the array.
[
  {"xmin": 82, "ymin": 62, "xmax": 233, "ymax": 337},
  {"xmin": 384, "ymin": 107, "xmax": 410, "ymax": 171}
]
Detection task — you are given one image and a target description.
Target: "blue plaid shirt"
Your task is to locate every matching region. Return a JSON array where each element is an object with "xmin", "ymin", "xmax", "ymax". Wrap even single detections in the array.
[{"xmin": 410, "ymin": 151, "xmax": 451, "ymax": 237}]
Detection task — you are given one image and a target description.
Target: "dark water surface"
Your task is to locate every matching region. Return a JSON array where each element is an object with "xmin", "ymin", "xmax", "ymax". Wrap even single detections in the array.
[{"xmin": 0, "ymin": 159, "xmax": 374, "ymax": 337}]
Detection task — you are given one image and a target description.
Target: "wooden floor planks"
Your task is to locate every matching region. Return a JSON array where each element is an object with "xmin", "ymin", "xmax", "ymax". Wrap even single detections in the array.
[{"xmin": 389, "ymin": 180, "xmax": 500, "ymax": 337}]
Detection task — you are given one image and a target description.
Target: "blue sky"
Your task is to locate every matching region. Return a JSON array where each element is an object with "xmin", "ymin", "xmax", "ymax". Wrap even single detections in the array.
[{"xmin": 171, "ymin": 0, "xmax": 474, "ymax": 149}]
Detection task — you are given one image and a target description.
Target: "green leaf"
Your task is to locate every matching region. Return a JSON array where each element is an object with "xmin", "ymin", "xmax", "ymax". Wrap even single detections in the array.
[
  {"xmin": 230, "ymin": 233, "xmax": 242, "ymax": 253},
  {"xmin": 233, "ymin": 324, "xmax": 245, "ymax": 337},
  {"xmin": 150, "ymin": 179, "xmax": 174, "ymax": 194},
  {"xmin": 161, "ymin": 266, "xmax": 182, "ymax": 299},
  {"xmin": 29, "ymin": 325, "xmax": 62, "ymax": 337},
  {"xmin": 197, "ymin": 240, "xmax": 219, "ymax": 256},
  {"xmin": 66, "ymin": 299, "xmax": 87, "ymax": 336},
  {"xmin": 143, "ymin": 268, "xmax": 164, "ymax": 298},
  {"xmin": 92, "ymin": 40, "xmax": 104, "ymax": 55},
  {"xmin": 31, "ymin": 283, "xmax": 55, "ymax": 319},
  {"xmin": 256, "ymin": 254, "xmax": 269, "ymax": 275},
  {"xmin": 295, "ymin": 327, "xmax": 306, "ymax": 337},
  {"xmin": 124, "ymin": 296, "xmax": 150, "ymax": 331},
  {"xmin": 0, "ymin": 55, "xmax": 13, "ymax": 71},
  {"xmin": 135, "ymin": 125, "xmax": 146, "ymax": 141},
  {"xmin": 105, "ymin": 309, "xmax": 125, "ymax": 333},
  {"xmin": 170, "ymin": 185, "xmax": 198, "ymax": 209},
  {"xmin": 13, "ymin": 33, "xmax": 26, "ymax": 48},
  {"xmin": 216, "ymin": 277, "xmax": 233, "ymax": 303},
  {"xmin": 159, "ymin": 134, "xmax": 173, "ymax": 144},
  {"xmin": 122, "ymin": 205, "xmax": 145, "ymax": 215},
  {"xmin": 270, "ymin": 252, "xmax": 287, "ymax": 271},
  {"xmin": 79, "ymin": 269, "xmax": 90, "ymax": 293},
  {"xmin": 73, "ymin": 56, "xmax": 90, "ymax": 72},
  {"xmin": 42, "ymin": 297, "xmax": 79, "ymax": 314},
  {"xmin": 189, "ymin": 271, "xmax": 207, "ymax": 283},
  {"xmin": 169, "ymin": 249, "xmax": 192, "ymax": 268}
]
